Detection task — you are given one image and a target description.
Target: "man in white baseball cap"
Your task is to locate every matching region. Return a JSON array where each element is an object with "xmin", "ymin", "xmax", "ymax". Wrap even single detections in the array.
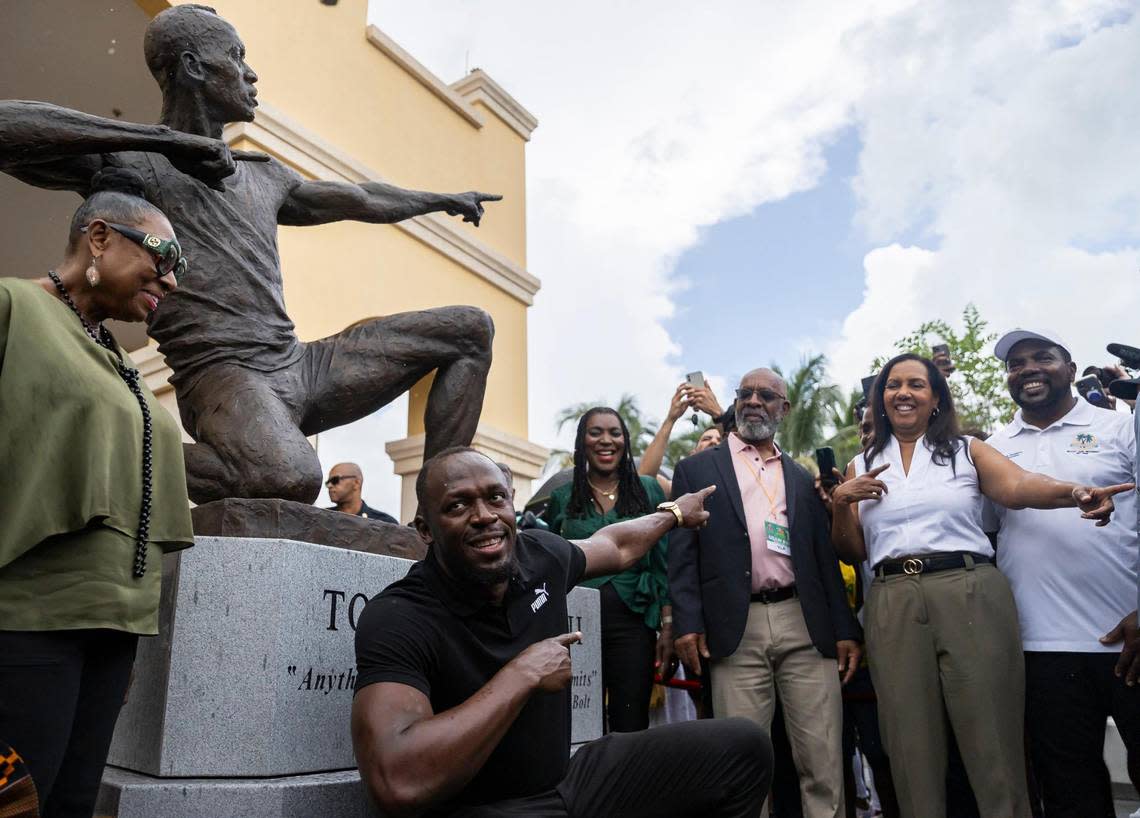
[
  {"xmin": 992, "ymin": 327, "xmax": 1072, "ymax": 364},
  {"xmin": 985, "ymin": 327, "xmax": 1140, "ymax": 815}
]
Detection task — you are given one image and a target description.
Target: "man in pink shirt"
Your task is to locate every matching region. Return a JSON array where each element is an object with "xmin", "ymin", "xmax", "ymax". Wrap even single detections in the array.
[{"xmin": 669, "ymin": 368, "xmax": 862, "ymax": 818}]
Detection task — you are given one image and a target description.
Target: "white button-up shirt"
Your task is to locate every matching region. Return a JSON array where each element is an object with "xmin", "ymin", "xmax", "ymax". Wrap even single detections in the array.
[
  {"xmin": 984, "ymin": 398, "xmax": 1138, "ymax": 652},
  {"xmin": 855, "ymin": 434, "xmax": 993, "ymax": 569}
]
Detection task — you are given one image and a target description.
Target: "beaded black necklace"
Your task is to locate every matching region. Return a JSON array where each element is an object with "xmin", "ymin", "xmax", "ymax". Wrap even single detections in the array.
[{"xmin": 48, "ymin": 270, "xmax": 153, "ymax": 578}]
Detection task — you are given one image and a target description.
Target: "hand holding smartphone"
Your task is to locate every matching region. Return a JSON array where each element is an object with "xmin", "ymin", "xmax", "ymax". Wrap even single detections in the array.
[
  {"xmin": 816, "ymin": 447, "xmax": 838, "ymax": 489},
  {"xmin": 931, "ymin": 343, "xmax": 955, "ymax": 377},
  {"xmin": 685, "ymin": 371, "xmax": 705, "ymax": 425}
]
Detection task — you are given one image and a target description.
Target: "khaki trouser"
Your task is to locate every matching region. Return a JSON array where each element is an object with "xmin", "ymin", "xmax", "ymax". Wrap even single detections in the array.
[
  {"xmin": 865, "ymin": 561, "xmax": 1030, "ymax": 818},
  {"xmin": 711, "ymin": 597, "xmax": 844, "ymax": 818}
]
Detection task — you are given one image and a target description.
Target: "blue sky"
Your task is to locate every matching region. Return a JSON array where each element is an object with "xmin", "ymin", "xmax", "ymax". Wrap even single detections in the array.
[
  {"xmin": 666, "ymin": 127, "xmax": 870, "ymax": 385},
  {"xmin": 334, "ymin": 0, "xmax": 1140, "ymax": 514}
]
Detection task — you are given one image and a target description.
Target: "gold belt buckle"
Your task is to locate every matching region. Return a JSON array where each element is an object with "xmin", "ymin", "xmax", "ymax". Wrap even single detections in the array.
[{"xmin": 902, "ymin": 558, "xmax": 924, "ymax": 575}]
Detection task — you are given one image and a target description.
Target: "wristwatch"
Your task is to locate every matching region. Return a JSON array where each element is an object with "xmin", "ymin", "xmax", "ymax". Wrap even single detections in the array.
[{"xmin": 657, "ymin": 501, "xmax": 684, "ymax": 528}]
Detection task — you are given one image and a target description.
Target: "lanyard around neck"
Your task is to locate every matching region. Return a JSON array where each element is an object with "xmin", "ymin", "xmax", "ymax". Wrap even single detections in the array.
[{"xmin": 736, "ymin": 449, "xmax": 781, "ymax": 519}]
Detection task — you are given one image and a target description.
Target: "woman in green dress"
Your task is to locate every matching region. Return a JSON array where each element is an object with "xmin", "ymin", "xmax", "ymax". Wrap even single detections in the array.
[
  {"xmin": 545, "ymin": 407, "xmax": 672, "ymax": 732},
  {"xmin": 0, "ymin": 168, "xmax": 193, "ymax": 817}
]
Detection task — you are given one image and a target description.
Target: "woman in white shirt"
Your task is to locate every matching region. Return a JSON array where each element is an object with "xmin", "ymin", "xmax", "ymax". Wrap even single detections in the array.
[{"xmin": 830, "ymin": 353, "xmax": 1132, "ymax": 818}]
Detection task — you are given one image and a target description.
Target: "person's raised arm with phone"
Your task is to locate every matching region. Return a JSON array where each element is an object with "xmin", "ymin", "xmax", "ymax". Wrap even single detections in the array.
[{"xmin": 638, "ymin": 383, "xmax": 691, "ymax": 492}]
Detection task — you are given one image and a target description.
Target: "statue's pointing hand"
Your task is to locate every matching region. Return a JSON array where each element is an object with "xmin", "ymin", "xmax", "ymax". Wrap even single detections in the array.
[
  {"xmin": 162, "ymin": 128, "xmax": 269, "ymax": 192},
  {"xmin": 445, "ymin": 192, "xmax": 503, "ymax": 227}
]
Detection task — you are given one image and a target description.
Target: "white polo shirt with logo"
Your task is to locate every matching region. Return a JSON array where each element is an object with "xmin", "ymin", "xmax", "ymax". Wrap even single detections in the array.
[{"xmin": 984, "ymin": 398, "xmax": 1138, "ymax": 652}]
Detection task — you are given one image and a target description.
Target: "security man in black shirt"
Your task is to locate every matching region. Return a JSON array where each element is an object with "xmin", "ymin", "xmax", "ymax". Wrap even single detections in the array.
[
  {"xmin": 352, "ymin": 446, "xmax": 773, "ymax": 817},
  {"xmin": 325, "ymin": 462, "xmax": 399, "ymax": 524}
]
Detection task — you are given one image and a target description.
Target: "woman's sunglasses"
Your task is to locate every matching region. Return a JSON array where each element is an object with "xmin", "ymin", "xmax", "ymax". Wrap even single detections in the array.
[{"xmin": 83, "ymin": 221, "xmax": 188, "ymax": 279}]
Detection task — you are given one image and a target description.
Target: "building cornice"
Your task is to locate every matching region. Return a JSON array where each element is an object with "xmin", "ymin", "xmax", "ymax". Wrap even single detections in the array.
[
  {"xmin": 365, "ymin": 25, "xmax": 483, "ymax": 129},
  {"xmin": 131, "ymin": 343, "xmax": 173, "ymax": 397},
  {"xmin": 451, "ymin": 69, "xmax": 539, "ymax": 142},
  {"xmin": 386, "ymin": 428, "xmax": 549, "ymax": 476},
  {"xmin": 223, "ymin": 103, "xmax": 541, "ymax": 305},
  {"xmin": 387, "ymin": 428, "xmax": 549, "ymax": 520}
]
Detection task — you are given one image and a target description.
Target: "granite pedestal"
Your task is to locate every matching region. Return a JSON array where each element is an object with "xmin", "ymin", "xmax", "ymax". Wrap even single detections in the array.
[
  {"xmin": 99, "ymin": 536, "xmax": 602, "ymax": 816},
  {"xmin": 97, "ymin": 767, "xmax": 379, "ymax": 818},
  {"xmin": 190, "ymin": 499, "xmax": 427, "ymax": 559}
]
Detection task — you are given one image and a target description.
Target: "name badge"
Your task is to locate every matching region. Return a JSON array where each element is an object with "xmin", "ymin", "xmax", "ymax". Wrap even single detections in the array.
[{"xmin": 765, "ymin": 520, "xmax": 791, "ymax": 557}]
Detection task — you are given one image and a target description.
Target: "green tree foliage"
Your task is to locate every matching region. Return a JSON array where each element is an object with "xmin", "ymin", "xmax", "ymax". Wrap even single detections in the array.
[
  {"xmin": 665, "ymin": 424, "xmax": 706, "ymax": 467},
  {"xmin": 550, "ymin": 394, "xmax": 716, "ymax": 471},
  {"xmin": 824, "ymin": 387, "xmax": 865, "ymax": 469},
  {"xmin": 548, "ymin": 305, "xmax": 1011, "ymax": 479},
  {"xmin": 774, "ymin": 354, "xmax": 842, "ymax": 459},
  {"xmin": 549, "ymin": 393, "xmax": 658, "ymax": 469},
  {"xmin": 550, "ymin": 352, "xmax": 870, "ymax": 475},
  {"xmin": 870, "ymin": 304, "xmax": 1014, "ymax": 434}
]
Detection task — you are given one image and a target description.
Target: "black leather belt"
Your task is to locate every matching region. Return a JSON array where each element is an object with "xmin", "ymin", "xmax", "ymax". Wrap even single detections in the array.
[
  {"xmin": 874, "ymin": 552, "xmax": 992, "ymax": 578},
  {"xmin": 750, "ymin": 585, "xmax": 797, "ymax": 604}
]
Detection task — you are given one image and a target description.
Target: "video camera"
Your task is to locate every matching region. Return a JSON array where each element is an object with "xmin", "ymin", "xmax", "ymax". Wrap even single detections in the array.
[{"xmin": 1105, "ymin": 342, "xmax": 1140, "ymax": 401}]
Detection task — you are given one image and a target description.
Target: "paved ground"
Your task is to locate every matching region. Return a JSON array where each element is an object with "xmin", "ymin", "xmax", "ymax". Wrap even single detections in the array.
[{"xmin": 857, "ymin": 797, "xmax": 1140, "ymax": 816}]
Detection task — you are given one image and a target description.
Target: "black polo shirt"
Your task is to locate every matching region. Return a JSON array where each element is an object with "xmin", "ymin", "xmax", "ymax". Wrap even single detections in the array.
[{"xmin": 354, "ymin": 529, "xmax": 587, "ymax": 813}]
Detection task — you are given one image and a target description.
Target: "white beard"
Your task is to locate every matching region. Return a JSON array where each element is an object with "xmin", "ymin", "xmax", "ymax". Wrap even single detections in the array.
[{"xmin": 738, "ymin": 417, "xmax": 778, "ymax": 442}]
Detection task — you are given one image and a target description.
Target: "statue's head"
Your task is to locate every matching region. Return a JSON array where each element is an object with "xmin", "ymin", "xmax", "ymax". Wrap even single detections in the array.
[{"xmin": 144, "ymin": 4, "xmax": 258, "ymax": 124}]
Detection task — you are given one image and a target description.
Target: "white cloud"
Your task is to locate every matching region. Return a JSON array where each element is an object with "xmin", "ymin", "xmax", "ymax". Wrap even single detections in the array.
[
  {"xmin": 827, "ymin": 244, "xmax": 935, "ymax": 380},
  {"xmin": 365, "ymin": 0, "xmax": 1140, "ymax": 481},
  {"xmin": 366, "ymin": 0, "xmax": 911, "ymax": 451},
  {"xmin": 830, "ymin": 0, "xmax": 1140, "ymax": 388}
]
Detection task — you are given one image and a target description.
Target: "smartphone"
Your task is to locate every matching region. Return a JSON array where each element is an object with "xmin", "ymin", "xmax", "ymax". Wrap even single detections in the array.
[
  {"xmin": 860, "ymin": 375, "xmax": 878, "ymax": 402},
  {"xmin": 685, "ymin": 372, "xmax": 705, "ymax": 425},
  {"xmin": 816, "ymin": 447, "xmax": 838, "ymax": 488},
  {"xmin": 931, "ymin": 343, "xmax": 955, "ymax": 376},
  {"xmin": 1076, "ymin": 375, "xmax": 1107, "ymax": 407}
]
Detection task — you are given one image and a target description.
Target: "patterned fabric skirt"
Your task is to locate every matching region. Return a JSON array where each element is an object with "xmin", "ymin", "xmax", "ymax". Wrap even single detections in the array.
[{"xmin": 0, "ymin": 741, "xmax": 38, "ymax": 818}]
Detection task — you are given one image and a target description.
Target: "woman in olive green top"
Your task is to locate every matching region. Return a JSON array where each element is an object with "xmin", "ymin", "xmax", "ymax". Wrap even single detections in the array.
[
  {"xmin": 0, "ymin": 169, "xmax": 193, "ymax": 817},
  {"xmin": 545, "ymin": 407, "xmax": 672, "ymax": 732}
]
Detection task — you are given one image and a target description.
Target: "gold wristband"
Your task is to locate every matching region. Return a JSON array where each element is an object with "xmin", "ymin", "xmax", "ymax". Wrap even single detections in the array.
[{"xmin": 656, "ymin": 501, "xmax": 684, "ymax": 528}]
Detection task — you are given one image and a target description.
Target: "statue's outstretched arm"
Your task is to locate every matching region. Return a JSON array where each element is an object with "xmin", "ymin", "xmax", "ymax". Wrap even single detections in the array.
[
  {"xmin": 278, "ymin": 177, "xmax": 501, "ymax": 228},
  {"xmin": 0, "ymin": 100, "xmax": 260, "ymax": 192}
]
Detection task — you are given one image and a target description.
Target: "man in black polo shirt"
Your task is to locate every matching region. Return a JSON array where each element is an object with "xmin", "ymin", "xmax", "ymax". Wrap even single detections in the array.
[
  {"xmin": 325, "ymin": 462, "xmax": 399, "ymax": 524},
  {"xmin": 352, "ymin": 446, "xmax": 772, "ymax": 817}
]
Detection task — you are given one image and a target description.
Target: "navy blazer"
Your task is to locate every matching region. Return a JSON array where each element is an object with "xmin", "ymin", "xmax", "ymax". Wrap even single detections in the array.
[{"xmin": 668, "ymin": 442, "xmax": 861, "ymax": 659}]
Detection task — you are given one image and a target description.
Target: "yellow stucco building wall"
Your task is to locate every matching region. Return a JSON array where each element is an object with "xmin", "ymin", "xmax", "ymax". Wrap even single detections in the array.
[{"xmin": 132, "ymin": 0, "xmax": 548, "ymax": 518}]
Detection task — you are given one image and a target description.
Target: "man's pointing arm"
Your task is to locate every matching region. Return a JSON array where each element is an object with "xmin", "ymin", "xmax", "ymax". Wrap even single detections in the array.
[{"xmin": 573, "ymin": 486, "xmax": 715, "ymax": 581}]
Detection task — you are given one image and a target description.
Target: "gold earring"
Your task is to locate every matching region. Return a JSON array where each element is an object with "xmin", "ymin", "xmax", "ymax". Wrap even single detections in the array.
[{"xmin": 86, "ymin": 257, "xmax": 101, "ymax": 287}]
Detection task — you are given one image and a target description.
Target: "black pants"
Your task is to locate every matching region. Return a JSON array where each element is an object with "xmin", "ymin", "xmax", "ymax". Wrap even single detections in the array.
[
  {"xmin": 770, "ymin": 698, "xmax": 802, "ymax": 818},
  {"xmin": 0, "ymin": 629, "xmax": 138, "ymax": 818},
  {"xmin": 600, "ymin": 583, "xmax": 657, "ymax": 733},
  {"xmin": 842, "ymin": 667, "xmax": 900, "ymax": 818},
  {"xmin": 454, "ymin": 718, "xmax": 773, "ymax": 817},
  {"xmin": 1024, "ymin": 651, "xmax": 1140, "ymax": 818},
  {"xmin": 945, "ymin": 726, "xmax": 980, "ymax": 818}
]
